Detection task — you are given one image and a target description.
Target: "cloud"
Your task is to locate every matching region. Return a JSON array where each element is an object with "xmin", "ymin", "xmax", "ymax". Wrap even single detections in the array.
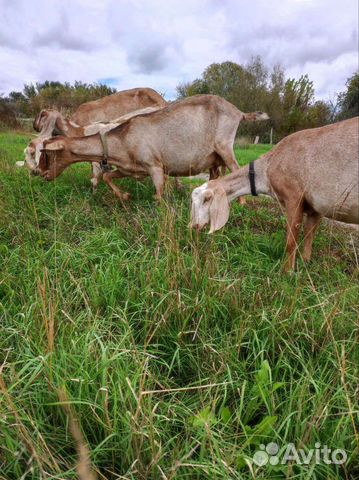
[
  {"xmin": 31, "ymin": 11, "xmax": 98, "ymax": 52},
  {"xmin": 131, "ymin": 45, "xmax": 170, "ymax": 73},
  {"xmin": 287, "ymin": 52, "xmax": 358, "ymax": 98},
  {"xmin": 236, "ymin": 24, "xmax": 357, "ymax": 68},
  {"xmin": 0, "ymin": 0, "xmax": 357, "ymax": 100}
]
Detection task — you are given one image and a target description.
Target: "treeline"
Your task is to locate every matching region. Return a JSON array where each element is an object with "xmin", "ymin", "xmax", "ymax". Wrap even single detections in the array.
[
  {"xmin": 0, "ymin": 81, "xmax": 116, "ymax": 128},
  {"xmin": 0, "ymin": 60, "xmax": 358, "ymax": 140},
  {"xmin": 176, "ymin": 58, "xmax": 358, "ymax": 142}
]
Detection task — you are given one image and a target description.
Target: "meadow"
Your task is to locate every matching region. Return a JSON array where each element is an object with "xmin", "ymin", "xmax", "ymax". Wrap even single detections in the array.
[{"xmin": 0, "ymin": 131, "xmax": 358, "ymax": 479}]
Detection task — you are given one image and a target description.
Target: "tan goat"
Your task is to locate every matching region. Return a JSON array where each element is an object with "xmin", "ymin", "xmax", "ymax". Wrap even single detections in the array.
[
  {"xmin": 23, "ymin": 107, "xmax": 162, "ymax": 192},
  {"xmin": 25, "ymin": 87, "xmax": 167, "ymax": 189},
  {"xmin": 191, "ymin": 117, "xmax": 359, "ymax": 270},
  {"xmin": 36, "ymin": 95, "xmax": 269, "ymax": 200},
  {"xmin": 33, "ymin": 87, "xmax": 167, "ymax": 130}
]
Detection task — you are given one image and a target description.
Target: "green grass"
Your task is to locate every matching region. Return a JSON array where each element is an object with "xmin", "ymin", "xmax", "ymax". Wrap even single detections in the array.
[{"xmin": 0, "ymin": 131, "xmax": 358, "ymax": 479}]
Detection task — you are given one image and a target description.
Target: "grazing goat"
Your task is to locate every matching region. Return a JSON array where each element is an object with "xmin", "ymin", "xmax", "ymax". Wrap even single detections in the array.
[
  {"xmin": 16, "ymin": 114, "xmax": 57, "ymax": 169},
  {"xmin": 36, "ymin": 95, "xmax": 269, "ymax": 200},
  {"xmin": 191, "ymin": 117, "xmax": 359, "ymax": 270},
  {"xmin": 27, "ymin": 86, "xmax": 166, "ymax": 188},
  {"xmin": 23, "ymin": 107, "xmax": 162, "ymax": 192},
  {"xmin": 33, "ymin": 88, "xmax": 167, "ymax": 129}
]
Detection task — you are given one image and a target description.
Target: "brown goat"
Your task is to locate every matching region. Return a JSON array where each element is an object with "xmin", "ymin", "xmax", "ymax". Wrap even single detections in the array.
[
  {"xmin": 36, "ymin": 95, "xmax": 269, "ymax": 200},
  {"xmin": 25, "ymin": 107, "xmax": 163, "ymax": 192},
  {"xmin": 191, "ymin": 117, "xmax": 359, "ymax": 270},
  {"xmin": 33, "ymin": 88, "xmax": 167, "ymax": 131}
]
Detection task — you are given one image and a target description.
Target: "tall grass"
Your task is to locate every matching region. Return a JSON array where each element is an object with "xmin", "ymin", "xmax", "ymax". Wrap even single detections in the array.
[{"xmin": 0, "ymin": 132, "xmax": 358, "ymax": 479}]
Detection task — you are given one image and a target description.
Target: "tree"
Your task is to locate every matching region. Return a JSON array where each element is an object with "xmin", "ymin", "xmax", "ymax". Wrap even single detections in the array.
[
  {"xmin": 176, "ymin": 79, "xmax": 209, "ymax": 98},
  {"xmin": 337, "ymin": 72, "xmax": 359, "ymax": 120},
  {"xmin": 279, "ymin": 74, "xmax": 315, "ymax": 135},
  {"xmin": 2, "ymin": 81, "xmax": 117, "ymax": 118},
  {"xmin": 175, "ymin": 60, "xmax": 335, "ymax": 141},
  {"xmin": 307, "ymin": 101, "xmax": 332, "ymax": 128},
  {"xmin": 0, "ymin": 96, "xmax": 19, "ymax": 128}
]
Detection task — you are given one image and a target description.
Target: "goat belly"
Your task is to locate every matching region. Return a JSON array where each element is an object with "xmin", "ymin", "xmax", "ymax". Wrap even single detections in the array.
[
  {"xmin": 164, "ymin": 152, "xmax": 215, "ymax": 177},
  {"xmin": 305, "ymin": 186, "xmax": 359, "ymax": 224},
  {"xmin": 114, "ymin": 161, "xmax": 148, "ymax": 179}
]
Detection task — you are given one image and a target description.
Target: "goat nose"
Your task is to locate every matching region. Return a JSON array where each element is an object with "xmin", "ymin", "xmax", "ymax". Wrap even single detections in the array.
[{"xmin": 31, "ymin": 169, "xmax": 39, "ymax": 176}]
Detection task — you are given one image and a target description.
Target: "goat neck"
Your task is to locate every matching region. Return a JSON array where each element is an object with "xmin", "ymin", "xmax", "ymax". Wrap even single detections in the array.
[{"xmin": 219, "ymin": 155, "xmax": 273, "ymax": 202}]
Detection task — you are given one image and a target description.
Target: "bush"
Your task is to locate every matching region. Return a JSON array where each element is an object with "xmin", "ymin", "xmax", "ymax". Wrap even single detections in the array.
[
  {"xmin": 235, "ymin": 136, "xmax": 252, "ymax": 149},
  {"xmin": 0, "ymin": 100, "xmax": 19, "ymax": 130}
]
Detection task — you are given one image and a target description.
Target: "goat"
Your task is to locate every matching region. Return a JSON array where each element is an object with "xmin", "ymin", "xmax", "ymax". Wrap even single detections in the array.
[
  {"xmin": 191, "ymin": 117, "xmax": 359, "ymax": 270},
  {"xmin": 23, "ymin": 107, "xmax": 162, "ymax": 192},
  {"xmin": 36, "ymin": 95, "xmax": 269, "ymax": 200},
  {"xmin": 33, "ymin": 88, "xmax": 167, "ymax": 131}
]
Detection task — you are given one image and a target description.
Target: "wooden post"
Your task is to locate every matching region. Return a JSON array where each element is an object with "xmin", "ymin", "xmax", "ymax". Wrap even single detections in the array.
[
  {"xmin": 254, "ymin": 136, "xmax": 259, "ymax": 145},
  {"xmin": 270, "ymin": 128, "xmax": 273, "ymax": 145}
]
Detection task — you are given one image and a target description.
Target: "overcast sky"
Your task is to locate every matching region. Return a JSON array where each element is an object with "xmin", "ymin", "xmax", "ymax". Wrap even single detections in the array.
[{"xmin": 0, "ymin": 0, "xmax": 357, "ymax": 100}]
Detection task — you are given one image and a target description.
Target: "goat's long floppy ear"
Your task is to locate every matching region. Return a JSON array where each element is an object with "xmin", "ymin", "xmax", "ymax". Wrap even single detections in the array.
[
  {"xmin": 38, "ymin": 150, "xmax": 48, "ymax": 170},
  {"xmin": 42, "ymin": 140, "xmax": 64, "ymax": 151},
  {"xmin": 208, "ymin": 186, "xmax": 230, "ymax": 233}
]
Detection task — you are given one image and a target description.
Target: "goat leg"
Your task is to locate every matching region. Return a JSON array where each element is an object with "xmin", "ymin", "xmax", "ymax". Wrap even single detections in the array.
[
  {"xmin": 91, "ymin": 162, "xmax": 102, "ymax": 194},
  {"xmin": 214, "ymin": 144, "xmax": 246, "ymax": 204},
  {"xmin": 303, "ymin": 212, "xmax": 321, "ymax": 262},
  {"xmin": 149, "ymin": 165, "xmax": 165, "ymax": 200},
  {"xmin": 284, "ymin": 199, "xmax": 304, "ymax": 271},
  {"xmin": 103, "ymin": 170, "xmax": 131, "ymax": 201}
]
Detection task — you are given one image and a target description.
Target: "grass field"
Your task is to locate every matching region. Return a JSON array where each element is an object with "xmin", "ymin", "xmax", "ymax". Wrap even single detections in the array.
[{"xmin": 0, "ymin": 131, "xmax": 358, "ymax": 479}]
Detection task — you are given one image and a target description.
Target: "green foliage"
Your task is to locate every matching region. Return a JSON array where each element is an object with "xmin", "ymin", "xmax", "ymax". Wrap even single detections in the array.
[
  {"xmin": 177, "ymin": 78, "xmax": 209, "ymax": 97},
  {"xmin": 0, "ymin": 97, "xmax": 19, "ymax": 129},
  {"xmin": 176, "ymin": 59, "xmax": 336, "ymax": 142},
  {"xmin": 0, "ymin": 133, "xmax": 358, "ymax": 479},
  {"xmin": 177, "ymin": 59, "xmax": 267, "ymax": 111},
  {"xmin": 306, "ymin": 100, "xmax": 333, "ymax": 128},
  {"xmin": 3, "ymin": 81, "xmax": 117, "ymax": 119},
  {"xmin": 337, "ymin": 72, "xmax": 359, "ymax": 120},
  {"xmin": 278, "ymin": 74, "xmax": 316, "ymax": 136}
]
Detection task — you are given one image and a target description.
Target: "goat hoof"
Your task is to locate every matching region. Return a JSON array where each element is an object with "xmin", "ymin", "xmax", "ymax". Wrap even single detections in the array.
[
  {"xmin": 122, "ymin": 193, "xmax": 131, "ymax": 201},
  {"xmin": 283, "ymin": 263, "xmax": 295, "ymax": 273},
  {"xmin": 174, "ymin": 180, "xmax": 185, "ymax": 190}
]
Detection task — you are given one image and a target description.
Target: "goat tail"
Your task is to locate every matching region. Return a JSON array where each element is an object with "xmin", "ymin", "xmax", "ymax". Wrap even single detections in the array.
[{"xmin": 242, "ymin": 111, "xmax": 269, "ymax": 122}]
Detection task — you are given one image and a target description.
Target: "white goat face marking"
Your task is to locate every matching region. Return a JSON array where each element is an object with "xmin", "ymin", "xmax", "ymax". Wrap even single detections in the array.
[
  {"xmin": 24, "ymin": 145, "xmax": 37, "ymax": 170},
  {"xmin": 191, "ymin": 183, "xmax": 212, "ymax": 229},
  {"xmin": 34, "ymin": 142, "xmax": 43, "ymax": 166}
]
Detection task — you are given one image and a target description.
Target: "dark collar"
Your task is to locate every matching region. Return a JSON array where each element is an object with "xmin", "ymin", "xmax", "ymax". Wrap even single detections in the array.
[
  {"xmin": 248, "ymin": 162, "xmax": 258, "ymax": 196},
  {"xmin": 99, "ymin": 132, "xmax": 111, "ymax": 172}
]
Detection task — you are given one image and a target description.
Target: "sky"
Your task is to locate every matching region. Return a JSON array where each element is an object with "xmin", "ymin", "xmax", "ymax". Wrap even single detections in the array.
[{"xmin": 0, "ymin": 0, "xmax": 357, "ymax": 101}]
